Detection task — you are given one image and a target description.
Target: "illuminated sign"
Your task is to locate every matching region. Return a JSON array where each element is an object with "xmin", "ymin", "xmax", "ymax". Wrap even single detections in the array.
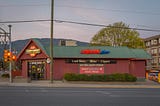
[
  {"xmin": 26, "ymin": 46, "xmax": 41, "ymax": 57},
  {"xmin": 80, "ymin": 49, "xmax": 110, "ymax": 54},
  {"xmin": 80, "ymin": 66, "xmax": 104, "ymax": 74}
]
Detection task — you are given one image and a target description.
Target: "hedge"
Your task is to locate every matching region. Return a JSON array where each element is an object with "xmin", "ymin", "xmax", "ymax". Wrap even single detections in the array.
[
  {"xmin": 64, "ymin": 73, "xmax": 137, "ymax": 82},
  {"xmin": 1, "ymin": 73, "xmax": 10, "ymax": 78}
]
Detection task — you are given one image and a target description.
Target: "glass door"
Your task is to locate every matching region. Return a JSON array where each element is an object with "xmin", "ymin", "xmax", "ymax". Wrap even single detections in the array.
[{"xmin": 28, "ymin": 61, "xmax": 45, "ymax": 80}]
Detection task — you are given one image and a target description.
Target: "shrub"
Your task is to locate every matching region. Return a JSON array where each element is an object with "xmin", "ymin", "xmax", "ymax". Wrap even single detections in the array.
[
  {"xmin": 124, "ymin": 73, "xmax": 137, "ymax": 82},
  {"xmin": 1, "ymin": 73, "xmax": 10, "ymax": 78},
  {"xmin": 89, "ymin": 74, "xmax": 100, "ymax": 81},
  {"xmin": 106, "ymin": 74, "xmax": 114, "ymax": 81},
  {"xmin": 78, "ymin": 74, "xmax": 88, "ymax": 81},
  {"xmin": 111, "ymin": 73, "xmax": 126, "ymax": 81},
  {"xmin": 64, "ymin": 73, "xmax": 137, "ymax": 82},
  {"xmin": 64, "ymin": 73, "xmax": 78, "ymax": 81}
]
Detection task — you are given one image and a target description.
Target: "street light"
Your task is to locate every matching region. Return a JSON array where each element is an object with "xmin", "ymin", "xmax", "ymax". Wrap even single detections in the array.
[{"xmin": 0, "ymin": 25, "xmax": 12, "ymax": 82}]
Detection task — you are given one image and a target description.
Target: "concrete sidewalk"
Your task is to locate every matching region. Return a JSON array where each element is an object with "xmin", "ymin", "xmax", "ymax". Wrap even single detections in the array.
[{"xmin": 0, "ymin": 79, "xmax": 160, "ymax": 88}]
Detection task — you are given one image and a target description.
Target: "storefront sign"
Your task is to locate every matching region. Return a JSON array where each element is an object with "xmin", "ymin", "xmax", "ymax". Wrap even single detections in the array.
[
  {"xmin": 80, "ymin": 66, "xmax": 104, "ymax": 74},
  {"xmin": 80, "ymin": 49, "xmax": 110, "ymax": 54},
  {"xmin": 46, "ymin": 58, "xmax": 51, "ymax": 64},
  {"xmin": 80, "ymin": 64, "xmax": 103, "ymax": 66},
  {"xmin": 66, "ymin": 59, "xmax": 116, "ymax": 64},
  {"xmin": 26, "ymin": 46, "xmax": 41, "ymax": 57}
]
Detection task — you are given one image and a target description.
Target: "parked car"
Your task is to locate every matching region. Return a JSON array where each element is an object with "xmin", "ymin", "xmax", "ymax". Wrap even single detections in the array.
[{"xmin": 148, "ymin": 73, "xmax": 158, "ymax": 82}]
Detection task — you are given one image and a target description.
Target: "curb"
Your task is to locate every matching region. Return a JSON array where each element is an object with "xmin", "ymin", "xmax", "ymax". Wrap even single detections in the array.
[{"xmin": 0, "ymin": 82, "xmax": 160, "ymax": 88}]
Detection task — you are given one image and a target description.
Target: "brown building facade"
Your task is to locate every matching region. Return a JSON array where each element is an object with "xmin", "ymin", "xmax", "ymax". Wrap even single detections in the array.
[
  {"xmin": 144, "ymin": 35, "xmax": 160, "ymax": 72},
  {"xmin": 16, "ymin": 39, "xmax": 151, "ymax": 80}
]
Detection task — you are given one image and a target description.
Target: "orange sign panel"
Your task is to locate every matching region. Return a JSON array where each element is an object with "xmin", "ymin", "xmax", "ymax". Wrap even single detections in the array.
[
  {"xmin": 80, "ymin": 66, "xmax": 104, "ymax": 74},
  {"xmin": 26, "ymin": 46, "xmax": 41, "ymax": 57}
]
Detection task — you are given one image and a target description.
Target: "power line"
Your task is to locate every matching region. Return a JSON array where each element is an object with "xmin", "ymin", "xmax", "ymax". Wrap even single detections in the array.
[
  {"xmin": 54, "ymin": 20, "xmax": 160, "ymax": 32},
  {"xmin": 1, "ymin": 19, "xmax": 160, "ymax": 32}
]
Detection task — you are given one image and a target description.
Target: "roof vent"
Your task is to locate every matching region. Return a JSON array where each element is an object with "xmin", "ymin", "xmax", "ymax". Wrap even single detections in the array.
[{"xmin": 59, "ymin": 40, "xmax": 77, "ymax": 46}]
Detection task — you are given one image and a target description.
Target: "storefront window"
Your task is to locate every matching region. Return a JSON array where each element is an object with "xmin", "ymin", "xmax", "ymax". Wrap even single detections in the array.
[
  {"xmin": 151, "ymin": 39, "xmax": 157, "ymax": 45},
  {"xmin": 159, "ymin": 58, "xmax": 160, "ymax": 65},
  {"xmin": 159, "ymin": 38, "xmax": 160, "ymax": 44},
  {"xmin": 28, "ymin": 61, "xmax": 45, "ymax": 80},
  {"xmin": 151, "ymin": 48, "xmax": 158, "ymax": 55},
  {"xmin": 146, "ymin": 41, "xmax": 150, "ymax": 47}
]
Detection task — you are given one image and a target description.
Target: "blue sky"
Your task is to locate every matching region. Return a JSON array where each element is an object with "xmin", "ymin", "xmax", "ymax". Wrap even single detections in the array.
[{"xmin": 0, "ymin": 0, "xmax": 160, "ymax": 42}]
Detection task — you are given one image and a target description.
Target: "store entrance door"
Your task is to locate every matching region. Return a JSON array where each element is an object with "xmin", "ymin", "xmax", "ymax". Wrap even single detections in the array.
[{"xmin": 28, "ymin": 61, "xmax": 45, "ymax": 80}]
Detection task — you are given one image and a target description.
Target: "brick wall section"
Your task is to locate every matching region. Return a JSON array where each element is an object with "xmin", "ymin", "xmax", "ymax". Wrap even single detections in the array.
[
  {"xmin": 53, "ymin": 59, "xmax": 79, "ymax": 80},
  {"xmin": 19, "ymin": 59, "xmax": 146, "ymax": 80},
  {"xmin": 130, "ymin": 60, "xmax": 145, "ymax": 78},
  {"xmin": 105, "ymin": 60, "xmax": 129, "ymax": 74},
  {"xmin": 21, "ymin": 61, "xmax": 27, "ymax": 78},
  {"xmin": 12, "ymin": 70, "xmax": 22, "ymax": 78}
]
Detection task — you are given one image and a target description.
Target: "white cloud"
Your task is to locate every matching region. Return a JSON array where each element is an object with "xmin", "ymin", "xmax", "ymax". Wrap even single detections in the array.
[
  {"xmin": 54, "ymin": 23, "xmax": 100, "ymax": 42},
  {"xmin": 37, "ymin": 22, "xmax": 50, "ymax": 28},
  {"xmin": 66, "ymin": 4, "xmax": 112, "ymax": 25}
]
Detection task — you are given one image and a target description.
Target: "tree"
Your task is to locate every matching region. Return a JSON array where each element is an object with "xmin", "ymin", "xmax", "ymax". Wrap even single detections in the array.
[{"xmin": 90, "ymin": 22, "xmax": 145, "ymax": 48}]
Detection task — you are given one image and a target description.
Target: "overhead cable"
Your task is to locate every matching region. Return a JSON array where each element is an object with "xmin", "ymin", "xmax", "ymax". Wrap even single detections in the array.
[{"xmin": 1, "ymin": 19, "xmax": 160, "ymax": 32}]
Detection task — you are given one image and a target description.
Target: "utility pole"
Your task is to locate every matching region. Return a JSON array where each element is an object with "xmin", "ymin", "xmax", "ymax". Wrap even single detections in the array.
[
  {"xmin": 8, "ymin": 25, "xmax": 12, "ymax": 83},
  {"xmin": 50, "ymin": 0, "xmax": 54, "ymax": 83}
]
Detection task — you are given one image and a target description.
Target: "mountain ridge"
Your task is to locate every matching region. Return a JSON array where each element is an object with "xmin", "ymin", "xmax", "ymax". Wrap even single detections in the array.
[{"xmin": 0, "ymin": 38, "xmax": 89, "ymax": 58}]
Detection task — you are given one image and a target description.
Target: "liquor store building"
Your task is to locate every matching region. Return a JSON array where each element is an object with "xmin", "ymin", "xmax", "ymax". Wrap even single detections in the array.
[{"xmin": 16, "ymin": 39, "xmax": 151, "ymax": 80}]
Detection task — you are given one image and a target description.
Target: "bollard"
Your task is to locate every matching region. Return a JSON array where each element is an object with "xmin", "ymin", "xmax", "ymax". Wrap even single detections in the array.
[
  {"xmin": 158, "ymin": 72, "xmax": 160, "ymax": 83},
  {"xmin": 146, "ymin": 71, "xmax": 148, "ymax": 80}
]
